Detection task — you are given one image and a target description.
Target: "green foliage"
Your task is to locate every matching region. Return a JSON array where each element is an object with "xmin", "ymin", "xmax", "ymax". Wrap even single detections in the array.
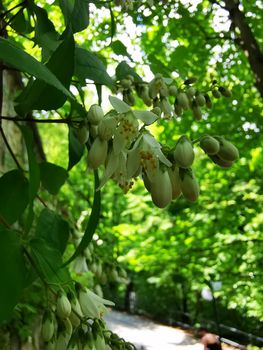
[
  {"xmin": 0, "ymin": 227, "xmax": 26, "ymax": 323},
  {"xmin": 0, "ymin": 170, "xmax": 29, "ymax": 225}
]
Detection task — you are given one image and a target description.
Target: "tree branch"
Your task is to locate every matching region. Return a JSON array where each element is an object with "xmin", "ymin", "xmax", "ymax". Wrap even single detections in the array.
[
  {"xmin": 223, "ymin": 0, "xmax": 263, "ymax": 98},
  {"xmin": 0, "ymin": 115, "xmax": 73, "ymax": 124}
]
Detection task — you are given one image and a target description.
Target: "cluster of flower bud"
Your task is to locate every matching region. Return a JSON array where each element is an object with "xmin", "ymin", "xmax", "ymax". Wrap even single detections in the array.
[
  {"xmin": 117, "ymin": 74, "xmax": 232, "ymax": 122},
  {"xmin": 41, "ymin": 284, "xmax": 134, "ymax": 349},
  {"xmin": 82, "ymin": 95, "xmax": 239, "ymax": 208},
  {"xmin": 199, "ymin": 135, "xmax": 239, "ymax": 168}
]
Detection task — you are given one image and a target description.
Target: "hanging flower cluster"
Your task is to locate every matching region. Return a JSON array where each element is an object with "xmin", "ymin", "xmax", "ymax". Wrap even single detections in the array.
[
  {"xmin": 41, "ymin": 285, "xmax": 134, "ymax": 350},
  {"xmin": 75, "ymin": 82, "xmax": 239, "ymax": 209}
]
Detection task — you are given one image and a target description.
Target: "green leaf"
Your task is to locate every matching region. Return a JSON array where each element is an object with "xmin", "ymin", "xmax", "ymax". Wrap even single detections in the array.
[
  {"xmin": 0, "ymin": 226, "xmax": 26, "ymax": 323},
  {"xmin": 39, "ymin": 162, "xmax": 68, "ymax": 195},
  {"xmin": 0, "ymin": 38, "xmax": 72, "ymax": 97},
  {"xmin": 30, "ymin": 238, "xmax": 71, "ymax": 286},
  {"xmin": 36, "ymin": 208, "xmax": 70, "ymax": 254},
  {"xmin": 0, "ymin": 170, "xmax": 29, "ymax": 225},
  {"xmin": 115, "ymin": 61, "xmax": 142, "ymax": 82},
  {"xmin": 65, "ymin": 170, "xmax": 101, "ymax": 265},
  {"xmin": 20, "ymin": 126, "xmax": 40, "ymax": 201},
  {"xmin": 68, "ymin": 127, "xmax": 85, "ymax": 171},
  {"xmin": 9, "ymin": 9, "xmax": 33, "ymax": 34},
  {"xmin": 71, "ymin": 0, "xmax": 90, "ymax": 33},
  {"xmin": 15, "ymin": 33, "xmax": 75, "ymax": 114},
  {"xmin": 111, "ymin": 40, "xmax": 132, "ymax": 60},
  {"xmin": 75, "ymin": 47, "xmax": 114, "ymax": 87}
]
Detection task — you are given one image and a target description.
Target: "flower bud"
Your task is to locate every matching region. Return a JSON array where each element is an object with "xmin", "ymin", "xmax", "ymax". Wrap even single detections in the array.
[
  {"xmin": 177, "ymin": 92, "xmax": 190, "ymax": 109},
  {"xmin": 212, "ymin": 89, "xmax": 221, "ymax": 98},
  {"xmin": 174, "ymin": 135, "xmax": 195, "ymax": 168},
  {"xmin": 98, "ymin": 117, "xmax": 118, "ymax": 141},
  {"xmin": 151, "ymin": 106, "xmax": 162, "ymax": 117},
  {"xmin": 120, "ymin": 78, "xmax": 132, "ymax": 89},
  {"xmin": 41, "ymin": 311, "xmax": 55, "ymax": 342},
  {"xmin": 192, "ymin": 104, "xmax": 202, "ymax": 120},
  {"xmin": 174, "ymin": 103, "xmax": 183, "ymax": 116},
  {"xmin": 209, "ymin": 154, "xmax": 233, "ymax": 168},
  {"xmin": 204, "ymin": 93, "xmax": 213, "ymax": 109},
  {"xmin": 186, "ymin": 86, "xmax": 196, "ymax": 98},
  {"xmin": 56, "ymin": 293, "xmax": 71, "ymax": 319},
  {"xmin": 160, "ymin": 98, "xmax": 173, "ymax": 117},
  {"xmin": 216, "ymin": 138, "xmax": 239, "ymax": 161},
  {"xmin": 88, "ymin": 137, "xmax": 108, "ymax": 169},
  {"xmin": 195, "ymin": 93, "xmax": 206, "ymax": 106},
  {"xmin": 180, "ymin": 169, "xmax": 199, "ymax": 202},
  {"xmin": 88, "ymin": 104, "xmax": 104, "ymax": 125},
  {"xmin": 150, "ymin": 168, "xmax": 172, "ymax": 208},
  {"xmin": 168, "ymin": 85, "xmax": 178, "ymax": 97},
  {"xmin": 168, "ymin": 167, "xmax": 181, "ymax": 200},
  {"xmin": 218, "ymin": 86, "xmax": 232, "ymax": 97},
  {"xmin": 200, "ymin": 136, "xmax": 220, "ymax": 155},
  {"xmin": 90, "ymin": 124, "xmax": 98, "ymax": 138},
  {"xmin": 77, "ymin": 126, "xmax": 89, "ymax": 144}
]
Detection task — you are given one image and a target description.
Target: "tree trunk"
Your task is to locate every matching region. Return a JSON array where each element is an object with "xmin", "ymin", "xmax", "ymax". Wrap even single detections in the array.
[{"xmin": 223, "ymin": 0, "xmax": 263, "ymax": 98}]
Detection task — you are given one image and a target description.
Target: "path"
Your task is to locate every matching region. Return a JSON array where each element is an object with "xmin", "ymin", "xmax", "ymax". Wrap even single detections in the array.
[{"xmin": 105, "ymin": 310, "xmax": 204, "ymax": 350}]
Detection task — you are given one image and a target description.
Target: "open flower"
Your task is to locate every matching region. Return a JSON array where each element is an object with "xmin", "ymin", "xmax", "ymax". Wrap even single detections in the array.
[
  {"xmin": 127, "ymin": 132, "xmax": 172, "ymax": 182},
  {"xmin": 78, "ymin": 287, "xmax": 114, "ymax": 319}
]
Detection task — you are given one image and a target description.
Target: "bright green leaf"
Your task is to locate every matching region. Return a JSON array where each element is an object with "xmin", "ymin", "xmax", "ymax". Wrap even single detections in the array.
[{"xmin": 0, "ymin": 38, "xmax": 72, "ymax": 97}]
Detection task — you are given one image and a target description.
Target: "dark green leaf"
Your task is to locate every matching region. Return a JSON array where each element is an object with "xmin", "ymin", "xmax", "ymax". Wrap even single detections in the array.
[
  {"xmin": 0, "ymin": 226, "xmax": 26, "ymax": 323},
  {"xmin": 59, "ymin": 0, "xmax": 89, "ymax": 33},
  {"xmin": 115, "ymin": 61, "xmax": 142, "ymax": 82},
  {"xmin": 20, "ymin": 126, "xmax": 40, "ymax": 201},
  {"xmin": 0, "ymin": 38, "xmax": 72, "ymax": 97},
  {"xmin": 30, "ymin": 238, "xmax": 71, "ymax": 286},
  {"xmin": 71, "ymin": 0, "xmax": 90, "ymax": 33},
  {"xmin": 65, "ymin": 170, "xmax": 101, "ymax": 265},
  {"xmin": 35, "ymin": 208, "xmax": 69, "ymax": 254},
  {"xmin": 9, "ymin": 9, "xmax": 33, "ymax": 34},
  {"xmin": 109, "ymin": 5, "xmax": 116, "ymax": 40},
  {"xmin": 15, "ymin": 33, "xmax": 75, "ymax": 114},
  {"xmin": 0, "ymin": 170, "xmax": 29, "ymax": 225},
  {"xmin": 111, "ymin": 40, "xmax": 132, "ymax": 60},
  {"xmin": 39, "ymin": 162, "xmax": 68, "ymax": 195},
  {"xmin": 75, "ymin": 47, "xmax": 114, "ymax": 87},
  {"xmin": 68, "ymin": 127, "xmax": 85, "ymax": 171}
]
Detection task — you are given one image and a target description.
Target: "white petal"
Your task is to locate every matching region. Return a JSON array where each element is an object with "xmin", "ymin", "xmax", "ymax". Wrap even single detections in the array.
[
  {"xmin": 98, "ymin": 149, "xmax": 119, "ymax": 189},
  {"xmin": 133, "ymin": 110, "xmax": 159, "ymax": 125},
  {"xmin": 127, "ymin": 148, "xmax": 140, "ymax": 179},
  {"xmin": 109, "ymin": 95, "xmax": 130, "ymax": 113},
  {"xmin": 113, "ymin": 132, "xmax": 126, "ymax": 154},
  {"xmin": 155, "ymin": 148, "xmax": 172, "ymax": 167}
]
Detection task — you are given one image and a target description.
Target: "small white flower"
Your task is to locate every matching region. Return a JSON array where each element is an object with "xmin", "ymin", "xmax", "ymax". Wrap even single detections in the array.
[
  {"xmin": 73, "ymin": 255, "xmax": 89, "ymax": 274},
  {"xmin": 78, "ymin": 287, "xmax": 114, "ymax": 319}
]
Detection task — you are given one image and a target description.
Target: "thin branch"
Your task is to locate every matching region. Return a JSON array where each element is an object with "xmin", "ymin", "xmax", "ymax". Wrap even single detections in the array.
[
  {"xmin": 0, "ymin": 1, "xmax": 26, "ymax": 19},
  {"xmin": 0, "ymin": 115, "xmax": 74, "ymax": 124},
  {"xmin": 0, "ymin": 125, "xmax": 22, "ymax": 169}
]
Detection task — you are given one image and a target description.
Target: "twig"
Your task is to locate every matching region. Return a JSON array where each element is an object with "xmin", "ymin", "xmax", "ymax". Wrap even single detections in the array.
[
  {"xmin": 0, "ymin": 115, "xmax": 73, "ymax": 124},
  {"xmin": 0, "ymin": 125, "xmax": 22, "ymax": 169}
]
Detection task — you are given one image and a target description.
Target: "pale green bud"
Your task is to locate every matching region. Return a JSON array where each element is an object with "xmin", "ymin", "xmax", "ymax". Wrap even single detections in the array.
[
  {"xmin": 174, "ymin": 136, "xmax": 195, "ymax": 168},
  {"xmin": 150, "ymin": 168, "xmax": 172, "ymax": 208},
  {"xmin": 98, "ymin": 117, "xmax": 118, "ymax": 141},
  {"xmin": 88, "ymin": 137, "xmax": 108, "ymax": 169},
  {"xmin": 200, "ymin": 136, "xmax": 220, "ymax": 155},
  {"xmin": 77, "ymin": 126, "xmax": 89, "ymax": 144},
  {"xmin": 168, "ymin": 85, "xmax": 178, "ymax": 97},
  {"xmin": 88, "ymin": 105, "xmax": 104, "ymax": 125},
  {"xmin": 177, "ymin": 92, "xmax": 190, "ymax": 109},
  {"xmin": 180, "ymin": 169, "xmax": 199, "ymax": 202},
  {"xmin": 56, "ymin": 293, "xmax": 71, "ymax": 319}
]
